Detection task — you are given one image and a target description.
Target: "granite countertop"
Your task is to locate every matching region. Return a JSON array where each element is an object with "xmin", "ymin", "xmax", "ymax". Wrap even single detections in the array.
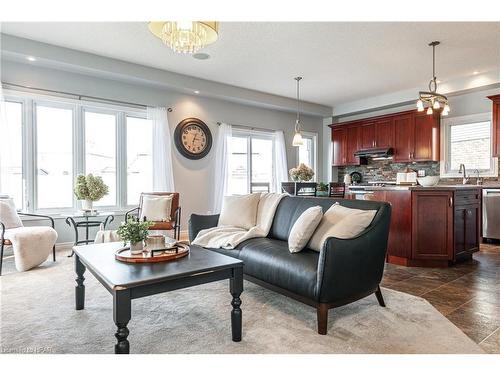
[{"xmin": 347, "ymin": 184, "xmax": 489, "ymax": 191}]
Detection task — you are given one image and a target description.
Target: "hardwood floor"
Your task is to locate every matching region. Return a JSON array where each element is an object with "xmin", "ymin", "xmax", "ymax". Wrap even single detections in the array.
[{"xmin": 382, "ymin": 243, "xmax": 500, "ymax": 353}]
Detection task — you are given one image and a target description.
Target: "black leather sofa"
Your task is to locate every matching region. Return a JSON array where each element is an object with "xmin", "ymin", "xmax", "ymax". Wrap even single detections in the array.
[{"xmin": 188, "ymin": 196, "xmax": 392, "ymax": 334}]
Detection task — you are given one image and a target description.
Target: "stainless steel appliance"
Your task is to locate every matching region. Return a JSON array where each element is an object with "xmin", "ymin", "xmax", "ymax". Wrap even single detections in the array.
[{"xmin": 483, "ymin": 188, "xmax": 500, "ymax": 240}]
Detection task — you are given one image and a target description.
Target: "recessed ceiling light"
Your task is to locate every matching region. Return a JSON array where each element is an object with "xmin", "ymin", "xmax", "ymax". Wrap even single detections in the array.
[
  {"xmin": 192, "ymin": 53, "xmax": 210, "ymax": 60},
  {"xmin": 194, "ymin": 90, "xmax": 200, "ymax": 94},
  {"xmin": 473, "ymin": 71, "xmax": 479, "ymax": 75},
  {"xmin": 26, "ymin": 56, "xmax": 37, "ymax": 62}
]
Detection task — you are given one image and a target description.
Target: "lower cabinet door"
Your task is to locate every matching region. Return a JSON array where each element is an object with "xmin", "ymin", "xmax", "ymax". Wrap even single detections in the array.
[
  {"xmin": 464, "ymin": 205, "xmax": 480, "ymax": 253},
  {"xmin": 412, "ymin": 191, "xmax": 453, "ymax": 260}
]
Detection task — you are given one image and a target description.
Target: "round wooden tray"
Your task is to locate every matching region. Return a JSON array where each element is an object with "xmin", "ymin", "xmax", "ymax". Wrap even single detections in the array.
[{"xmin": 115, "ymin": 243, "xmax": 189, "ymax": 263}]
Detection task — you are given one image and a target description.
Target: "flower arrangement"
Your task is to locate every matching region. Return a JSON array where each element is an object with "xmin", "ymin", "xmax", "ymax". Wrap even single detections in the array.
[
  {"xmin": 74, "ymin": 174, "xmax": 109, "ymax": 202},
  {"xmin": 117, "ymin": 218, "xmax": 153, "ymax": 246},
  {"xmin": 289, "ymin": 163, "xmax": 315, "ymax": 182}
]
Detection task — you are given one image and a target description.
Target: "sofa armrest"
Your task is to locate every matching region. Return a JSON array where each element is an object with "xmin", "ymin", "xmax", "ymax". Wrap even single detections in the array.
[
  {"xmin": 18, "ymin": 212, "xmax": 55, "ymax": 229},
  {"xmin": 316, "ymin": 202, "xmax": 391, "ymax": 303},
  {"xmin": 188, "ymin": 213, "xmax": 220, "ymax": 242},
  {"xmin": 0, "ymin": 221, "xmax": 5, "ymax": 241}
]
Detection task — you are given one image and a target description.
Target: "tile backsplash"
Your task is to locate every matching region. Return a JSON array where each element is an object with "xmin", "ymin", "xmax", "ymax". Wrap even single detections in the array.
[{"xmin": 337, "ymin": 159, "xmax": 500, "ymax": 184}]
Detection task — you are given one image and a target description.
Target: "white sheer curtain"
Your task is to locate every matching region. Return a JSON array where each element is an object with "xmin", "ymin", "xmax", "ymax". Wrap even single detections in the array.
[
  {"xmin": 148, "ymin": 107, "xmax": 175, "ymax": 191},
  {"xmin": 212, "ymin": 123, "xmax": 232, "ymax": 213},
  {"xmin": 0, "ymin": 85, "xmax": 14, "ymax": 198},
  {"xmin": 274, "ymin": 130, "xmax": 288, "ymax": 193}
]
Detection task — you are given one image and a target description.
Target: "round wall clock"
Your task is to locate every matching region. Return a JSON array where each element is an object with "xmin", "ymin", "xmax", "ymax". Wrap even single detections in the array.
[{"xmin": 174, "ymin": 118, "xmax": 213, "ymax": 160}]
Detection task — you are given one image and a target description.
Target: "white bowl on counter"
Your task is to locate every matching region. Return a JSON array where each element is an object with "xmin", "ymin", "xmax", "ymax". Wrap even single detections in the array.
[{"xmin": 417, "ymin": 176, "xmax": 440, "ymax": 187}]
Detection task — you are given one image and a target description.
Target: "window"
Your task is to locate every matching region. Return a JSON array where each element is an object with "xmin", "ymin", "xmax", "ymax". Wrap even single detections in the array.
[
  {"xmin": 1, "ymin": 90, "xmax": 155, "ymax": 213},
  {"xmin": 36, "ymin": 104, "xmax": 74, "ymax": 209},
  {"xmin": 84, "ymin": 111, "xmax": 117, "ymax": 207},
  {"xmin": 441, "ymin": 113, "xmax": 498, "ymax": 177},
  {"xmin": 0, "ymin": 101, "xmax": 24, "ymax": 208},
  {"xmin": 227, "ymin": 130, "xmax": 275, "ymax": 195},
  {"xmin": 297, "ymin": 132, "xmax": 318, "ymax": 180},
  {"xmin": 126, "ymin": 116, "xmax": 153, "ymax": 205}
]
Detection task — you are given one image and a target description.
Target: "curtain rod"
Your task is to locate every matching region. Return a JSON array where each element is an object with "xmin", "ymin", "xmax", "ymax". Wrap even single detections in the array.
[
  {"xmin": 2, "ymin": 82, "xmax": 173, "ymax": 112},
  {"xmin": 216, "ymin": 121, "xmax": 276, "ymax": 133}
]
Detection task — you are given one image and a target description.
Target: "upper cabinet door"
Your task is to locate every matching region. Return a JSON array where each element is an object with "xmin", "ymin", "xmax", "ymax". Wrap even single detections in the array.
[
  {"xmin": 488, "ymin": 95, "xmax": 500, "ymax": 157},
  {"xmin": 346, "ymin": 125, "xmax": 361, "ymax": 165},
  {"xmin": 414, "ymin": 112, "xmax": 440, "ymax": 161},
  {"xmin": 375, "ymin": 119, "xmax": 395, "ymax": 149},
  {"xmin": 332, "ymin": 127, "xmax": 346, "ymax": 166},
  {"xmin": 393, "ymin": 114, "xmax": 413, "ymax": 162},
  {"xmin": 360, "ymin": 123, "xmax": 376, "ymax": 149}
]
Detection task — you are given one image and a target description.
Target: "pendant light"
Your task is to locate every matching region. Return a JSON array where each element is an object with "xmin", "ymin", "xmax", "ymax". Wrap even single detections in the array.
[
  {"xmin": 292, "ymin": 76, "xmax": 304, "ymax": 146},
  {"xmin": 416, "ymin": 41, "xmax": 450, "ymax": 116}
]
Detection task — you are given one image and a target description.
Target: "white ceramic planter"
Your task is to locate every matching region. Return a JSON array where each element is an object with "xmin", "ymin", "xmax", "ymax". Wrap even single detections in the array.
[
  {"xmin": 81, "ymin": 199, "xmax": 93, "ymax": 211},
  {"xmin": 130, "ymin": 241, "xmax": 144, "ymax": 255}
]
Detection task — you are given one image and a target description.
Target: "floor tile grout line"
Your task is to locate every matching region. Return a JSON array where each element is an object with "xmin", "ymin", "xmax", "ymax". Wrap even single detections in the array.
[{"xmin": 478, "ymin": 325, "xmax": 500, "ymax": 345}]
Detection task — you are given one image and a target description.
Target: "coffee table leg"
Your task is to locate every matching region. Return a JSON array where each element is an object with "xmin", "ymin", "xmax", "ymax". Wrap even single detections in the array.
[
  {"xmin": 75, "ymin": 255, "xmax": 86, "ymax": 310},
  {"xmin": 230, "ymin": 266, "xmax": 243, "ymax": 342},
  {"xmin": 113, "ymin": 289, "xmax": 131, "ymax": 354}
]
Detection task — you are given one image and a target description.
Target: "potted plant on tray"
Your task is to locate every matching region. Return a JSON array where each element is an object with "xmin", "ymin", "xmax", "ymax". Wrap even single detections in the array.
[
  {"xmin": 317, "ymin": 182, "xmax": 329, "ymax": 197},
  {"xmin": 74, "ymin": 174, "xmax": 109, "ymax": 212},
  {"xmin": 117, "ymin": 218, "xmax": 153, "ymax": 255}
]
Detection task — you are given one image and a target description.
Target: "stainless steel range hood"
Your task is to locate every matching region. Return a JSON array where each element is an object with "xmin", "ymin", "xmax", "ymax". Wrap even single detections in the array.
[{"xmin": 354, "ymin": 148, "xmax": 394, "ymax": 159}]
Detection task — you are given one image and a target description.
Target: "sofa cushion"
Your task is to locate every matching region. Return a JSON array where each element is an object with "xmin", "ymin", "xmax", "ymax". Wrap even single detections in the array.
[
  {"xmin": 288, "ymin": 206, "xmax": 323, "ymax": 253},
  {"xmin": 236, "ymin": 237, "xmax": 319, "ymax": 300},
  {"xmin": 219, "ymin": 193, "xmax": 261, "ymax": 230}
]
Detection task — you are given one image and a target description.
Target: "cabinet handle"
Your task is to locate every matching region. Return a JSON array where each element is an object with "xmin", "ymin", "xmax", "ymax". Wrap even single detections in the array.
[
  {"xmin": 449, "ymin": 196, "xmax": 453, "ymax": 207},
  {"xmin": 408, "ymin": 152, "xmax": 411, "ymax": 160}
]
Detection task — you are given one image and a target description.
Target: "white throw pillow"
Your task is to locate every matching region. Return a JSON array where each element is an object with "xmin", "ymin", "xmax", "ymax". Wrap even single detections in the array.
[
  {"xmin": 219, "ymin": 193, "xmax": 261, "ymax": 230},
  {"xmin": 0, "ymin": 198, "xmax": 23, "ymax": 229},
  {"xmin": 140, "ymin": 194, "xmax": 173, "ymax": 222},
  {"xmin": 288, "ymin": 206, "xmax": 323, "ymax": 253},
  {"xmin": 308, "ymin": 203, "xmax": 377, "ymax": 252}
]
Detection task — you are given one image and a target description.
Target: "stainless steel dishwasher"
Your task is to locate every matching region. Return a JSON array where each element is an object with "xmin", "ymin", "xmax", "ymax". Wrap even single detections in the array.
[{"xmin": 483, "ymin": 188, "xmax": 500, "ymax": 240}]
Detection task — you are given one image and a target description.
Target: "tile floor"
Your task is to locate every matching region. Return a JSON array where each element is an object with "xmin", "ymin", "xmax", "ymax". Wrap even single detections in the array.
[{"xmin": 382, "ymin": 243, "xmax": 500, "ymax": 353}]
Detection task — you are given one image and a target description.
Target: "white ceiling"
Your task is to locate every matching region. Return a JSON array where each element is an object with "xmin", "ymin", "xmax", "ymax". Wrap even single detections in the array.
[{"xmin": 1, "ymin": 22, "xmax": 499, "ymax": 107}]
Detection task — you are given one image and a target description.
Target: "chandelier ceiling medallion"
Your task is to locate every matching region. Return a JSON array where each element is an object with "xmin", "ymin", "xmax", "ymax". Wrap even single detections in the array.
[
  {"xmin": 148, "ymin": 21, "xmax": 219, "ymax": 54},
  {"xmin": 416, "ymin": 41, "xmax": 450, "ymax": 116},
  {"xmin": 292, "ymin": 76, "xmax": 304, "ymax": 147}
]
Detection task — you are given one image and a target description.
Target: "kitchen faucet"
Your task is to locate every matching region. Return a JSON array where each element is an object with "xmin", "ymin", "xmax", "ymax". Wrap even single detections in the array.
[
  {"xmin": 473, "ymin": 169, "xmax": 483, "ymax": 185},
  {"xmin": 459, "ymin": 164, "xmax": 469, "ymax": 185}
]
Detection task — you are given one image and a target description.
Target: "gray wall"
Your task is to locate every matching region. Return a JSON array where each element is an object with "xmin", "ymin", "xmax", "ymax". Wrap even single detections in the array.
[{"xmin": 1, "ymin": 60, "xmax": 325, "ymax": 241}]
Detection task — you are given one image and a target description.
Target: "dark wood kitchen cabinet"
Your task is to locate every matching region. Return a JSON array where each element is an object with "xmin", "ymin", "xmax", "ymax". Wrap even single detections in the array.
[
  {"xmin": 330, "ymin": 109, "xmax": 440, "ymax": 165},
  {"xmin": 332, "ymin": 126, "xmax": 346, "ymax": 166},
  {"xmin": 488, "ymin": 94, "xmax": 500, "ymax": 157},
  {"xmin": 374, "ymin": 187, "xmax": 482, "ymax": 268},
  {"xmin": 411, "ymin": 191, "xmax": 454, "ymax": 261}
]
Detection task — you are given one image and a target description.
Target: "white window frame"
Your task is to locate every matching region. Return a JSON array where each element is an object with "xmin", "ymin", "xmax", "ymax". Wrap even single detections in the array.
[
  {"xmin": 229, "ymin": 128, "xmax": 276, "ymax": 194},
  {"xmin": 3, "ymin": 89, "xmax": 149, "ymax": 214},
  {"xmin": 296, "ymin": 131, "xmax": 318, "ymax": 181},
  {"xmin": 440, "ymin": 112, "xmax": 498, "ymax": 178}
]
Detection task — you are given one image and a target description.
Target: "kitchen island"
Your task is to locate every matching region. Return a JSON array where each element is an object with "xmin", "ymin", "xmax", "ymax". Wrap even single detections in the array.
[{"xmin": 347, "ymin": 185, "xmax": 482, "ymax": 267}]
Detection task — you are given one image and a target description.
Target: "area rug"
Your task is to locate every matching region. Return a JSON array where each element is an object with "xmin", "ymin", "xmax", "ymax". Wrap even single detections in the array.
[{"xmin": 0, "ymin": 256, "xmax": 483, "ymax": 354}]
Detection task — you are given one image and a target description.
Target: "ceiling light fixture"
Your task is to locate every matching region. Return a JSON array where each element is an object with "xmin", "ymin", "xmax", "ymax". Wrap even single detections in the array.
[
  {"xmin": 416, "ymin": 41, "xmax": 450, "ymax": 116},
  {"xmin": 292, "ymin": 77, "xmax": 304, "ymax": 147},
  {"xmin": 148, "ymin": 21, "xmax": 218, "ymax": 54},
  {"xmin": 473, "ymin": 71, "xmax": 479, "ymax": 75},
  {"xmin": 26, "ymin": 56, "xmax": 36, "ymax": 62},
  {"xmin": 194, "ymin": 90, "xmax": 200, "ymax": 94}
]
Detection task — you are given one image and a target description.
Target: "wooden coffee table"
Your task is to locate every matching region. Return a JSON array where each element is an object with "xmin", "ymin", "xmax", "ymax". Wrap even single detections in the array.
[{"xmin": 73, "ymin": 242, "xmax": 243, "ymax": 354}]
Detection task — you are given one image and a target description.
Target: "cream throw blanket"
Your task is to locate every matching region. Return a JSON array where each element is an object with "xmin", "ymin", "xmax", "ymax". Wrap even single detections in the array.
[{"xmin": 192, "ymin": 193, "xmax": 285, "ymax": 249}]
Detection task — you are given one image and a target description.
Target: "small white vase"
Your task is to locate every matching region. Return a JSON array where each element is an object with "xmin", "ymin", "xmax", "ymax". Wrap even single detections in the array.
[
  {"xmin": 81, "ymin": 199, "xmax": 93, "ymax": 211},
  {"xmin": 130, "ymin": 241, "xmax": 144, "ymax": 255}
]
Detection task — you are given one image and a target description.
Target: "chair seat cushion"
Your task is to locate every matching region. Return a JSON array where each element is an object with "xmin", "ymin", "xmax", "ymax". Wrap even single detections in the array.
[
  {"xmin": 4, "ymin": 227, "xmax": 57, "ymax": 272},
  {"xmin": 235, "ymin": 238, "xmax": 319, "ymax": 300}
]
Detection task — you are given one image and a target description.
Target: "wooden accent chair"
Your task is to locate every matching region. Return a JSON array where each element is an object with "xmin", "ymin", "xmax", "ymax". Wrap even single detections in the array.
[
  {"xmin": 125, "ymin": 192, "xmax": 181, "ymax": 240},
  {"xmin": 328, "ymin": 182, "xmax": 346, "ymax": 198}
]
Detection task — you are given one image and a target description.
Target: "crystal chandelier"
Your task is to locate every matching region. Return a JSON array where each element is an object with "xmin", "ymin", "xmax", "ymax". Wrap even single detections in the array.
[
  {"xmin": 148, "ymin": 21, "xmax": 219, "ymax": 54},
  {"xmin": 416, "ymin": 41, "xmax": 450, "ymax": 116},
  {"xmin": 292, "ymin": 77, "xmax": 304, "ymax": 146}
]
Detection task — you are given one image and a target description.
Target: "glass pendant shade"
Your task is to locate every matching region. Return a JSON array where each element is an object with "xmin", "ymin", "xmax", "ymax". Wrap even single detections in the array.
[
  {"xmin": 416, "ymin": 99, "xmax": 424, "ymax": 112},
  {"xmin": 433, "ymin": 100, "xmax": 440, "ymax": 109},
  {"xmin": 426, "ymin": 107, "xmax": 433, "ymax": 115},
  {"xmin": 292, "ymin": 130, "xmax": 304, "ymax": 146},
  {"xmin": 148, "ymin": 21, "xmax": 219, "ymax": 54}
]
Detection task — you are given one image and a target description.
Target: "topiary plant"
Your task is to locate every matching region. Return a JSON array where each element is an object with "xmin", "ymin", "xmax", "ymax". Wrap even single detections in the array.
[{"xmin": 74, "ymin": 174, "xmax": 109, "ymax": 202}]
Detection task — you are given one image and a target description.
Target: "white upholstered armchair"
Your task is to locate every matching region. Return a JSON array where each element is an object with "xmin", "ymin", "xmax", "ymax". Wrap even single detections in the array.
[{"xmin": 0, "ymin": 197, "xmax": 57, "ymax": 275}]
